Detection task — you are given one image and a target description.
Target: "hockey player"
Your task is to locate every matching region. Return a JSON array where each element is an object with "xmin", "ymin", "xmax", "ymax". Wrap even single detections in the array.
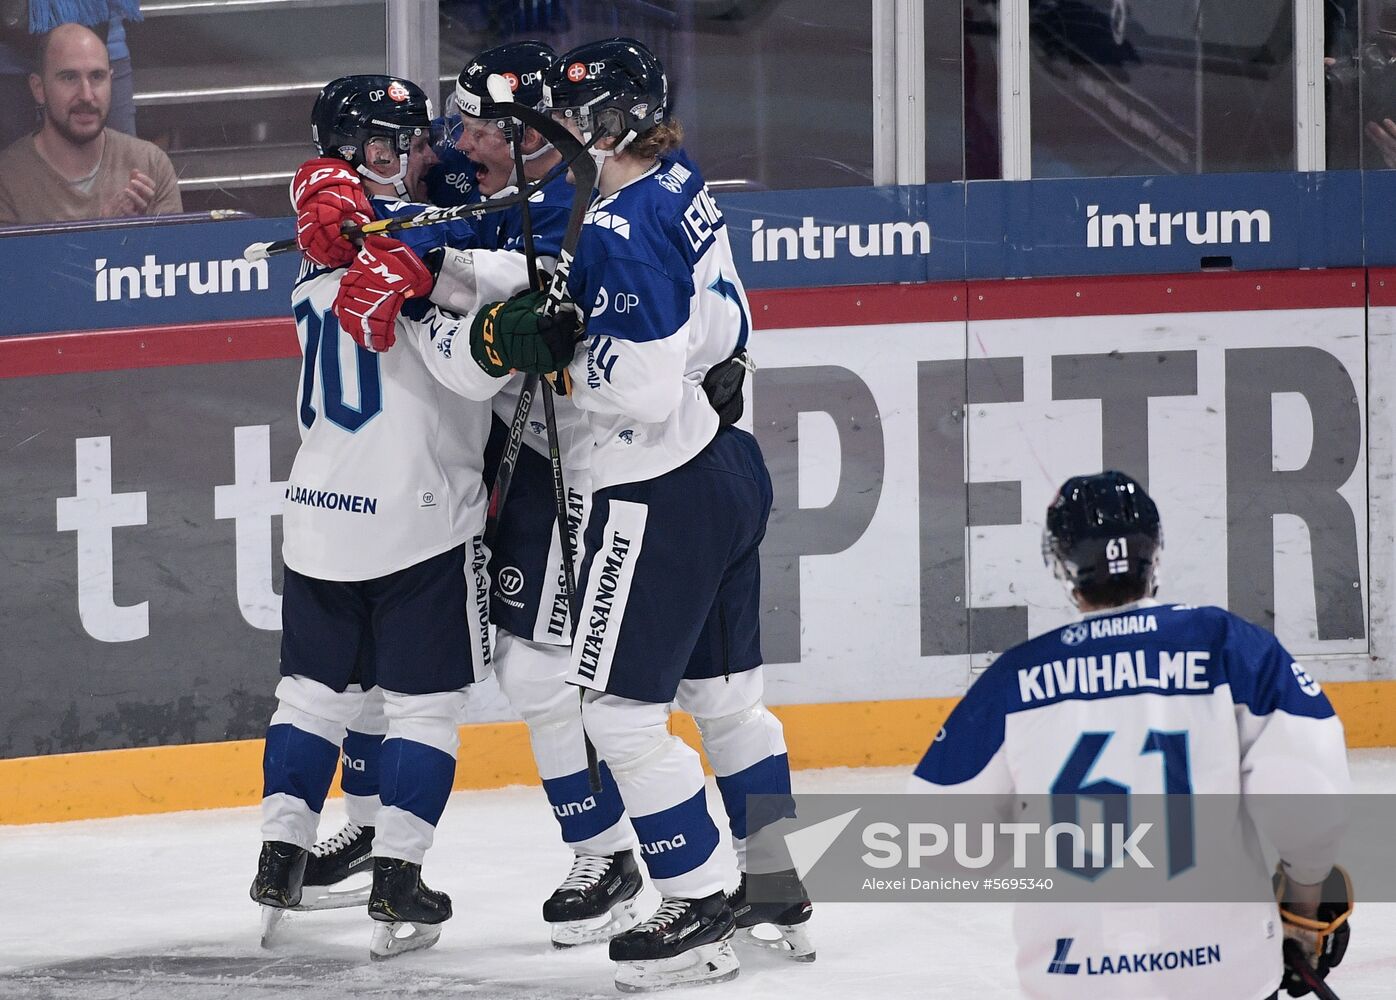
[
  {"xmin": 249, "ymin": 75, "xmax": 518, "ymax": 961},
  {"xmin": 437, "ymin": 40, "xmax": 645, "ymax": 948},
  {"xmin": 910, "ymin": 471, "xmax": 1353, "ymax": 1000},
  {"xmin": 295, "ymin": 43, "xmax": 643, "ymax": 948},
  {"xmin": 493, "ymin": 37, "xmax": 812, "ymax": 991}
]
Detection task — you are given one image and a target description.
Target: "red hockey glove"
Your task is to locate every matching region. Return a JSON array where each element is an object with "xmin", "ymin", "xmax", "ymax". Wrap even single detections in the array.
[
  {"xmin": 333, "ymin": 235, "xmax": 435, "ymax": 353},
  {"xmin": 291, "ymin": 158, "xmax": 373, "ymax": 269}
]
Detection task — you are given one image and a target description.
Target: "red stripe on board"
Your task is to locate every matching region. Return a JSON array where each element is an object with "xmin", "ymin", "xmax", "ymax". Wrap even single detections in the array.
[
  {"xmin": 0, "ymin": 318, "xmax": 298, "ymax": 378},
  {"xmin": 967, "ymin": 268, "xmax": 1366, "ymax": 321},
  {"xmin": 1370, "ymin": 268, "xmax": 1396, "ymax": 307},
  {"xmin": 0, "ymin": 268, "xmax": 1370, "ymax": 378},
  {"xmin": 749, "ymin": 283, "xmax": 967, "ymax": 329}
]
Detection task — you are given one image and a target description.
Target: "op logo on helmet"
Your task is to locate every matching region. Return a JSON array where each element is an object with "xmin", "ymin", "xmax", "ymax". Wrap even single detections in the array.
[
  {"xmin": 567, "ymin": 62, "xmax": 588, "ymax": 83},
  {"xmin": 502, "ymin": 72, "xmax": 520, "ymax": 92},
  {"xmin": 386, "ymin": 80, "xmax": 410, "ymax": 102},
  {"xmin": 337, "ymin": 144, "xmax": 357, "ymax": 160}
]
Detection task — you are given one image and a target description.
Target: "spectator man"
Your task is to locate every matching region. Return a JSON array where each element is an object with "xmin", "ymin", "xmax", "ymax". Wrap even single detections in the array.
[{"xmin": 0, "ymin": 21, "xmax": 179, "ymax": 224}]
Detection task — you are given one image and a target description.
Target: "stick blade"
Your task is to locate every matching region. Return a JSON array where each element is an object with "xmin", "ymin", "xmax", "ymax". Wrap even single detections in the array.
[{"xmin": 486, "ymin": 73, "xmax": 514, "ymax": 104}]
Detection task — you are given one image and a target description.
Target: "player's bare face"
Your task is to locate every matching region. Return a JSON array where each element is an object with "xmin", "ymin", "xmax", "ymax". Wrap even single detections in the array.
[
  {"xmin": 37, "ymin": 35, "xmax": 111, "ymax": 146},
  {"xmin": 403, "ymin": 135, "xmax": 438, "ymax": 202},
  {"xmin": 549, "ymin": 111, "xmax": 585, "ymax": 183},
  {"xmin": 363, "ymin": 136, "xmax": 399, "ymax": 177},
  {"xmin": 454, "ymin": 118, "xmax": 513, "ymax": 196}
]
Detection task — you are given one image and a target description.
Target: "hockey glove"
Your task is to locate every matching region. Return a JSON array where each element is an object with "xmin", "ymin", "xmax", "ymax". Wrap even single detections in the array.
[
  {"xmin": 291, "ymin": 158, "xmax": 373, "ymax": 269},
  {"xmin": 703, "ymin": 351, "xmax": 756, "ymax": 428},
  {"xmin": 469, "ymin": 290, "xmax": 584, "ymax": 379},
  {"xmin": 333, "ymin": 235, "xmax": 435, "ymax": 353},
  {"xmin": 1274, "ymin": 864, "xmax": 1353, "ymax": 996}
]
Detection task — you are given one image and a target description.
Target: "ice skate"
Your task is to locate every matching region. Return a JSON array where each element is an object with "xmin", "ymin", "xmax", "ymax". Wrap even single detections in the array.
[
  {"xmin": 727, "ymin": 870, "xmax": 815, "ymax": 962},
  {"xmin": 544, "ymin": 849, "xmax": 645, "ymax": 948},
  {"xmin": 367, "ymin": 857, "xmax": 451, "ymax": 961},
  {"xmin": 297, "ymin": 821, "xmax": 374, "ymax": 910},
  {"xmin": 249, "ymin": 840, "xmax": 307, "ymax": 948},
  {"xmin": 610, "ymin": 892, "xmax": 739, "ymax": 992}
]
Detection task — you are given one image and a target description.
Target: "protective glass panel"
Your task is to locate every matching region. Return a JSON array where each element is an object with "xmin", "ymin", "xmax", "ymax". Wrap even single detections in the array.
[
  {"xmin": 1325, "ymin": 0, "xmax": 1396, "ymax": 170},
  {"xmin": 138, "ymin": 1, "xmax": 387, "ymax": 218},
  {"xmin": 438, "ymin": 0, "xmax": 875, "ymax": 191},
  {"xmin": 962, "ymin": 0, "xmax": 1002, "ymax": 180},
  {"xmin": 1028, "ymin": 0, "xmax": 1297, "ymax": 177}
]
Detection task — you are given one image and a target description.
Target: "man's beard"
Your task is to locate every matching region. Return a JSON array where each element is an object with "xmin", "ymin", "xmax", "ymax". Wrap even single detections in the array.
[{"xmin": 47, "ymin": 102, "xmax": 107, "ymax": 146}]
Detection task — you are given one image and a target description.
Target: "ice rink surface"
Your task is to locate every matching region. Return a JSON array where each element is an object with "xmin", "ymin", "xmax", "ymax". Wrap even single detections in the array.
[{"xmin": 4, "ymin": 754, "xmax": 1396, "ymax": 999}]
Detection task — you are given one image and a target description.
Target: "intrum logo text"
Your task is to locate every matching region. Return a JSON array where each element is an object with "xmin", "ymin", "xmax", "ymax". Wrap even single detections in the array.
[{"xmin": 1086, "ymin": 203, "xmax": 1271, "ymax": 248}]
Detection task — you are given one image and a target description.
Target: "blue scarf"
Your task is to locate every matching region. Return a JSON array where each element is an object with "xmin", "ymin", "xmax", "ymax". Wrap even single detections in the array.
[{"xmin": 29, "ymin": 0, "xmax": 143, "ymax": 34}]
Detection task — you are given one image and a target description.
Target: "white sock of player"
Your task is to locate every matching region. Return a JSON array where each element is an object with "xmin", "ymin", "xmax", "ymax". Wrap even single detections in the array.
[
  {"xmin": 679, "ymin": 671, "xmax": 792, "ymax": 872},
  {"xmin": 496, "ymin": 630, "xmax": 631, "ymax": 854},
  {"xmin": 582, "ymin": 693, "xmax": 726, "ymax": 899},
  {"xmin": 260, "ymin": 675, "xmax": 367, "ymax": 849},
  {"xmin": 373, "ymin": 689, "xmax": 466, "ymax": 864}
]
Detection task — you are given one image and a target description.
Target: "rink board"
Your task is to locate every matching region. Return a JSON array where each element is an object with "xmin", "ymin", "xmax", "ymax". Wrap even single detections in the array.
[{"xmin": 2, "ymin": 269, "xmax": 1394, "ymax": 822}]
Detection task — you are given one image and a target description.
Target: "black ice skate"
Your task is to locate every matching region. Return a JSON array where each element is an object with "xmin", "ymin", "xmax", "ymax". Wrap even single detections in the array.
[
  {"xmin": 544, "ymin": 849, "xmax": 645, "ymax": 948},
  {"xmin": 727, "ymin": 869, "xmax": 815, "ymax": 962},
  {"xmin": 367, "ymin": 857, "xmax": 452, "ymax": 961},
  {"xmin": 609, "ymin": 892, "xmax": 739, "ymax": 992},
  {"xmin": 299, "ymin": 821, "xmax": 374, "ymax": 910},
  {"xmin": 249, "ymin": 840, "xmax": 307, "ymax": 948}
]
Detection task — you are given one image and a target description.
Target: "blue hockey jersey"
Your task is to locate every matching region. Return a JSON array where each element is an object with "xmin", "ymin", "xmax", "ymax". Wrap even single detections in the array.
[
  {"xmin": 563, "ymin": 150, "xmax": 751, "ymax": 491},
  {"xmin": 910, "ymin": 599, "xmax": 1349, "ymax": 1000}
]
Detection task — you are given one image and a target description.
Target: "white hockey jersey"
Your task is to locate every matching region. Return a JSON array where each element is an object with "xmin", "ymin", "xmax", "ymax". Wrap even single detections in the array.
[
  {"xmin": 563, "ymin": 150, "xmax": 751, "ymax": 491},
  {"xmin": 281, "ymin": 261, "xmax": 500, "ymax": 581},
  {"xmin": 909, "ymin": 599, "xmax": 1350, "ymax": 1000},
  {"xmin": 423, "ymin": 171, "xmax": 592, "ymax": 476}
]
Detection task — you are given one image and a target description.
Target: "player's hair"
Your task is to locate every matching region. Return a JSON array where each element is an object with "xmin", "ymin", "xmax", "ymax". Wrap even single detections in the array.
[
  {"xmin": 627, "ymin": 117, "xmax": 684, "ymax": 159},
  {"xmin": 1074, "ymin": 574, "xmax": 1151, "ymax": 609},
  {"xmin": 34, "ymin": 22, "xmax": 109, "ymax": 76}
]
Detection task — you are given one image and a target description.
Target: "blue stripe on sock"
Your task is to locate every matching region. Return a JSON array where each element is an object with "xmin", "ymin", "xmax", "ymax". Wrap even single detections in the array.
[
  {"xmin": 379, "ymin": 738, "xmax": 456, "ymax": 827},
  {"xmin": 633, "ymin": 788, "xmax": 721, "ymax": 881},
  {"xmin": 262, "ymin": 722, "xmax": 340, "ymax": 814},
  {"xmin": 715, "ymin": 752, "xmax": 794, "ymax": 840},
  {"xmin": 340, "ymin": 729, "xmax": 383, "ymax": 799},
  {"xmin": 541, "ymin": 761, "xmax": 626, "ymax": 844}
]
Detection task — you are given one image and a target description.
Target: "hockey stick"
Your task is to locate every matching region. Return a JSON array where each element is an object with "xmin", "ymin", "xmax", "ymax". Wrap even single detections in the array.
[
  {"xmin": 241, "ymin": 135, "xmax": 601, "ymax": 262},
  {"xmin": 484, "ymin": 76, "xmax": 603, "ymax": 794},
  {"xmin": 242, "ymin": 188, "xmax": 532, "ymax": 262},
  {"xmin": 1283, "ymin": 941, "xmax": 1343, "ymax": 1000},
  {"xmin": 483, "ymin": 77, "xmax": 544, "ymax": 546}
]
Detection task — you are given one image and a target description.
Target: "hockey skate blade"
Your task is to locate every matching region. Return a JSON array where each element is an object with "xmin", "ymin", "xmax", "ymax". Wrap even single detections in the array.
[
  {"xmin": 259, "ymin": 905, "xmax": 287, "ymax": 949},
  {"xmin": 614, "ymin": 940, "xmax": 740, "ymax": 993},
  {"xmin": 550, "ymin": 896, "xmax": 642, "ymax": 949},
  {"xmin": 738, "ymin": 922, "xmax": 815, "ymax": 962},
  {"xmin": 369, "ymin": 919, "xmax": 443, "ymax": 961}
]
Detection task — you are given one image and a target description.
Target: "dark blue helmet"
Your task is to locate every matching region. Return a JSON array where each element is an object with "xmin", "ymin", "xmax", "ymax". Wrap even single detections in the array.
[
  {"xmin": 448, "ymin": 40, "xmax": 555, "ymax": 129},
  {"xmin": 543, "ymin": 37, "xmax": 668, "ymax": 153},
  {"xmin": 1043, "ymin": 470, "xmax": 1162, "ymax": 596},
  {"xmin": 311, "ymin": 75, "xmax": 431, "ymax": 187}
]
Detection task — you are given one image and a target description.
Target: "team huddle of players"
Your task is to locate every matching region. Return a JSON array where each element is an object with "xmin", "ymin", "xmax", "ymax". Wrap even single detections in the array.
[
  {"xmin": 249, "ymin": 37, "xmax": 807, "ymax": 993},
  {"xmin": 244, "ymin": 35, "xmax": 1357, "ymax": 1000}
]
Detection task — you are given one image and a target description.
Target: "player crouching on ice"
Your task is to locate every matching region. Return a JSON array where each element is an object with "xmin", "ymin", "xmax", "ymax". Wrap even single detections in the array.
[{"xmin": 909, "ymin": 471, "xmax": 1354, "ymax": 1000}]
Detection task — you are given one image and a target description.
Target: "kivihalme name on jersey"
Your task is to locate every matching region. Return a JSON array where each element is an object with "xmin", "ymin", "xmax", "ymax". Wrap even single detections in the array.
[{"xmin": 1019, "ymin": 647, "xmax": 1211, "ymax": 703}]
